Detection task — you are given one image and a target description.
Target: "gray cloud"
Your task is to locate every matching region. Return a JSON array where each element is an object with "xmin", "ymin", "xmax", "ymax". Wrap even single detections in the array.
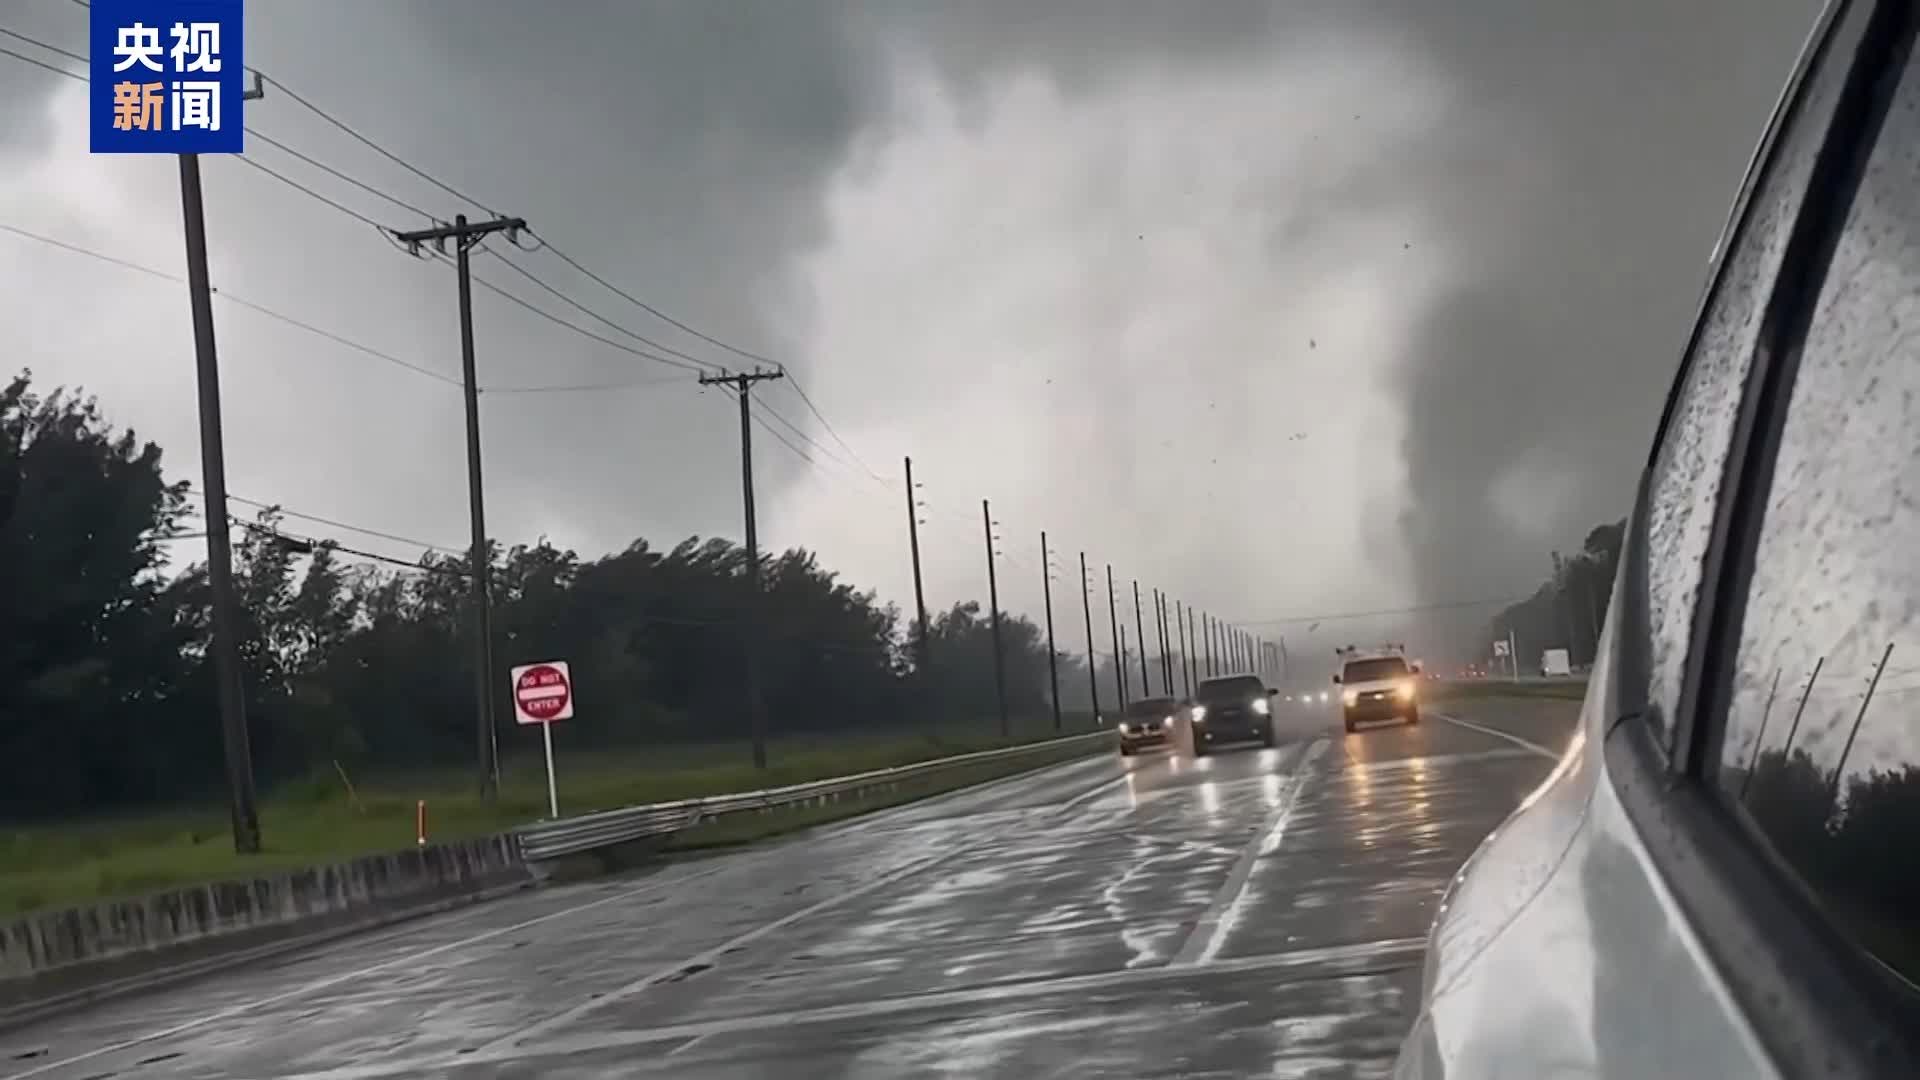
[{"xmin": 1, "ymin": 0, "xmax": 1825, "ymax": 671}]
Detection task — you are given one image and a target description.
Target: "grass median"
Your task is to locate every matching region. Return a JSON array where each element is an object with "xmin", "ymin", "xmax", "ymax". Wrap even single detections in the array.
[{"xmin": 0, "ymin": 720, "xmax": 1105, "ymax": 917}]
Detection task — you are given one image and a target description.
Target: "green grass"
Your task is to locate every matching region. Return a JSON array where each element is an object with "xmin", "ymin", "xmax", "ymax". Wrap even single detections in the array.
[{"xmin": 0, "ymin": 720, "xmax": 1097, "ymax": 917}]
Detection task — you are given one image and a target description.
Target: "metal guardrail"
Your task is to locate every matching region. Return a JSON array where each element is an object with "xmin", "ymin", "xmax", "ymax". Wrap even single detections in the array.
[{"xmin": 515, "ymin": 730, "xmax": 1108, "ymax": 862}]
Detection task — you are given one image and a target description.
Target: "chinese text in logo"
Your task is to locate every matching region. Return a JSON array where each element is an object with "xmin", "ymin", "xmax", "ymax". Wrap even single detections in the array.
[{"xmin": 90, "ymin": 1, "xmax": 243, "ymax": 154}]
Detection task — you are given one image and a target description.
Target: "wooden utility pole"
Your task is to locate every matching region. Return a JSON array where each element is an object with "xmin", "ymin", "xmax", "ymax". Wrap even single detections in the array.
[
  {"xmin": 1131, "ymin": 581, "xmax": 1150, "ymax": 699},
  {"xmin": 1041, "ymin": 532, "xmax": 1062, "ymax": 732},
  {"xmin": 1152, "ymin": 589, "xmax": 1169, "ymax": 695},
  {"xmin": 1175, "ymin": 599, "xmax": 1193, "ymax": 698},
  {"xmin": 1105, "ymin": 564, "xmax": 1126, "ymax": 710},
  {"xmin": 695, "ymin": 368, "xmax": 785, "ymax": 767},
  {"xmin": 1080, "ymin": 552, "xmax": 1101, "ymax": 723},
  {"xmin": 177, "ymin": 78, "xmax": 268, "ymax": 852},
  {"xmin": 982, "ymin": 500, "xmax": 1008, "ymax": 737},
  {"xmin": 394, "ymin": 213, "xmax": 528, "ymax": 799},
  {"xmin": 180, "ymin": 153, "xmax": 259, "ymax": 852},
  {"xmin": 904, "ymin": 457, "xmax": 931, "ymax": 703}
]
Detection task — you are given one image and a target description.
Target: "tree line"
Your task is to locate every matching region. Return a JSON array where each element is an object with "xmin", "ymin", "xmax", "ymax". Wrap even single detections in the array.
[
  {"xmin": 1, "ymin": 371, "xmax": 1134, "ymax": 819},
  {"xmin": 1486, "ymin": 518, "xmax": 1625, "ymax": 671}
]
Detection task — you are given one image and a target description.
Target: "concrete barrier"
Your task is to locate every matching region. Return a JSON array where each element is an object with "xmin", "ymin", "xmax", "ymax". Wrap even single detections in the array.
[{"xmin": 0, "ymin": 834, "xmax": 531, "ymax": 1027}]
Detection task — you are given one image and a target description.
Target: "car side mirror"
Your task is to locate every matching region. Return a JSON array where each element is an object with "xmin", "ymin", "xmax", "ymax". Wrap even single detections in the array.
[
  {"xmin": 1410, "ymin": 663, "xmax": 1422, "ymax": 675},
  {"xmin": 1267, "ymin": 688, "xmax": 1279, "ymax": 697},
  {"xmin": 1331, "ymin": 674, "xmax": 1342, "ymax": 685}
]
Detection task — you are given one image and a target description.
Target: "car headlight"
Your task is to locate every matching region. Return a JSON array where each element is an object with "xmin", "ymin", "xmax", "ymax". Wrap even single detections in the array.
[
  {"xmin": 1396, "ymin": 680, "xmax": 1416, "ymax": 700},
  {"xmin": 1191, "ymin": 705, "xmax": 1207, "ymax": 723},
  {"xmin": 1343, "ymin": 690, "xmax": 1359, "ymax": 707},
  {"xmin": 1119, "ymin": 723, "xmax": 1133, "ymax": 735},
  {"xmin": 1319, "ymin": 691, "xmax": 1330, "ymax": 703},
  {"xmin": 1251, "ymin": 697, "xmax": 1270, "ymax": 716}
]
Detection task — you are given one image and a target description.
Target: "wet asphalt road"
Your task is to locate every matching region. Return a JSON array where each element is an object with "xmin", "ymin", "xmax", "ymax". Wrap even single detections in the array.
[{"xmin": 0, "ymin": 697, "xmax": 1580, "ymax": 1080}]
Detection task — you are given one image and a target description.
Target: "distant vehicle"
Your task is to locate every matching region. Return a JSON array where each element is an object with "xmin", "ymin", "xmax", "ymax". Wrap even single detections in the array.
[
  {"xmin": 1189, "ymin": 674, "xmax": 1277, "ymax": 755},
  {"xmin": 1332, "ymin": 647, "xmax": 1421, "ymax": 733},
  {"xmin": 1396, "ymin": 4, "xmax": 1920, "ymax": 1074},
  {"xmin": 1116, "ymin": 696, "xmax": 1179, "ymax": 756},
  {"xmin": 1540, "ymin": 648, "xmax": 1572, "ymax": 677}
]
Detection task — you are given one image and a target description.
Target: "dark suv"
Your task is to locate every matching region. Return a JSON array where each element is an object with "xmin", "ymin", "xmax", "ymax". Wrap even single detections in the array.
[
  {"xmin": 1116, "ymin": 696, "xmax": 1179, "ymax": 756},
  {"xmin": 1189, "ymin": 674, "xmax": 1277, "ymax": 755}
]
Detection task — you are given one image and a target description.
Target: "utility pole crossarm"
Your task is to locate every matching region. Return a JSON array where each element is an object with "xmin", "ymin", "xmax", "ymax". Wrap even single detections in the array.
[{"xmin": 392, "ymin": 216, "xmax": 528, "ymax": 255}]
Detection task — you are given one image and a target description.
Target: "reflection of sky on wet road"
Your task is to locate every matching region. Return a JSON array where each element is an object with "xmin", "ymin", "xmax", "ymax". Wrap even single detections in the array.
[{"xmin": 0, "ymin": 699, "xmax": 1578, "ymax": 1079}]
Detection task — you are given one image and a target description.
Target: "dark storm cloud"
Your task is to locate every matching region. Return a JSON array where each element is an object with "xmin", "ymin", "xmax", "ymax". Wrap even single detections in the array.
[
  {"xmin": 0, "ymin": 0, "xmax": 1826, "ymax": 656},
  {"xmin": 1376, "ymin": 0, "xmax": 1823, "ymax": 604}
]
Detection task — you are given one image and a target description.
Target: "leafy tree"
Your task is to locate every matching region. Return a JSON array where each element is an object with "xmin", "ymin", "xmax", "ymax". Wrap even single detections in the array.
[
  {"xmin": 0, "ymin": 372, "xmax": 210, "ymax": 813},
  {"xmin": 1488, "ymin": 516, "xmax": 1625, "ymax": 669},
  {"xmin": 0, "ymin": 372, "xmax": 1099, "ymax": 819}
]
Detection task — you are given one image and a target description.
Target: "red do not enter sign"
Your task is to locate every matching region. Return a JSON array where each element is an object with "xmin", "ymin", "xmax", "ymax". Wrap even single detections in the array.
[{"xmin": 511, "ymin": 661, "xmax": 573, "ymax": 725}]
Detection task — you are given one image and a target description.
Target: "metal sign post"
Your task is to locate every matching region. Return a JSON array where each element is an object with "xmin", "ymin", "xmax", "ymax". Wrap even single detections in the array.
[
  {"xmin": 540, "ymin": 720, "xmax": 558, "ymax": 819},
  {"xmin": 511, "ymin": 661, "xmax": 574, "ymax": 819}
]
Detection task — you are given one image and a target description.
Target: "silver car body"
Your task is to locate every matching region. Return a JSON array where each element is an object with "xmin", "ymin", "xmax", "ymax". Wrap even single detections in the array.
[{"xmin": 1393, "ymin": 1, "xmax": 1920, "ymax": 1074}]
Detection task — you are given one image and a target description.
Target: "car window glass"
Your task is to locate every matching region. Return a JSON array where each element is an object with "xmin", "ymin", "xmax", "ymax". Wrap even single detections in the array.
[
  {"xmin": 1343, "ymin": 658, "xmax": 1409, "ymax": 683},
  {"xmin": 1641, "ymin": 18, "xmax": 1862, "ymax": 751},
  {"xmin": 1718, "ymin": 39, "xmax": 1920, "ymax": 984},
  {"xmin": 1197, "ymin": 677, "xmax": 1263, "ymax": 702}
]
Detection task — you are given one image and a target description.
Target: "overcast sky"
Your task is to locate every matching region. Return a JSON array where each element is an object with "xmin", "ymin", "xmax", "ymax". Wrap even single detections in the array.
[{"xmin": 2, "ymin": 0, "xmax": 1820, "ymax": 669}]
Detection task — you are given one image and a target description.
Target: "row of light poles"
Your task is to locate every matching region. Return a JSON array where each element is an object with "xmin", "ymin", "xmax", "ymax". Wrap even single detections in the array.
[{"xmin": 902, "ymin": 457, "xmax": 1284, "ymax": 733}]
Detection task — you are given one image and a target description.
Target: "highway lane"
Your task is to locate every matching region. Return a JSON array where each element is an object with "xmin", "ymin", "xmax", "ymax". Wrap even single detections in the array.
[{"xmin": 0, "ymin": 697, "xmax": 1580, "ymax": 1079}]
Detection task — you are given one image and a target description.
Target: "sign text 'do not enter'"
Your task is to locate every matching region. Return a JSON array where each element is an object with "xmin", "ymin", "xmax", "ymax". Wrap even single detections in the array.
[{"xmin": 512, "ymin": 661, "xmax": 573, "ymax": 725}]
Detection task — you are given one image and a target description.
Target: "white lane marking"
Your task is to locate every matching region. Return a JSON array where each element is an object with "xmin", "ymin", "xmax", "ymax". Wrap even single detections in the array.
[
  {"xmin": 2, "ymin": 863, "xmax": 730, "ymax": 1080},
  {"xmin": 1054, "ymin": 764, "xmax": 1136, "ymax": 814},
  {"xmin": 271, "ymin": 936, "xmax": 1431, "ymax": 1080},
  {"xmin": 1346, "ymin": 747, "xmax": 1540, "ymax": 776},
  {"xmin": 1434, "ymin": 711, "xmax": 1560, "ymax": 760},
  {"xmin": 666, "ymin": 1031, "xmax": 715, "ymax": 1058},
  {"xmin": 486, "ymin": 841, "xmax": 978, "ymax": 1052},
  {"xmin": 1168, "ymin": 739, "xmax": 1326, "ymax": 967}
]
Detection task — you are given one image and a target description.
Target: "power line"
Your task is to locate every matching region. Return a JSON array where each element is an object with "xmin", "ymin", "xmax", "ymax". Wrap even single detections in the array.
[
  {"xmin": 533, "ymin": 233, "xmax": 776, "ymax": 368},
  {"xmin": 246, "ymin": 129, "xmax": 434, "ymax": 221},
  {"xmin": 0, "ymin": 27, "xmax": 436, "ymax": 229},
  {"xmin": 259, "ymin": 73, "xmax": 500, "ymax": 217},
  {"xmin": 1, "ymin": 222, "xmax": 464, "ymax": 388},
  {"xmin": 416, "ymin": 248, "xmax": 712, "ymax": 377},
  {"xmin": 756, "ymin": 397, "xmax": 865, "ymax": 475},
  {"xmin": 222, "ymin": 492, "xmax": 463, "ymax": 554},
  {"xmin": 0, "ymin": 221, "xmax": 178, "ymax": 282},
  {"xmin": 0, "ymin": 23, "xmax": 83, "ymax": 64},
  {"xmin": 180, "ymin": 488, "xmax": 463, "ymax": 556},
  {"xmin": 215, "ymin": 292, "xmax": 462, "ymax": 387},
  {"xmin": 483, "ymin": 251, "xmax": 723, "ymax": 373},
  {"xmin": 1230, "ymin": 596, "xmax": 1531, "ymax": 627},
  {"xmin": 783, "ymin": 376, "xmax": 886, "ymax": 483},
  {"xmin": 485, "ymin": 375, "xmax": 695, "ymax": 395},
  {"xmin": 5, "ymin": 13, "xmax": 495, "ymax": 218},
  {"xmin": 0, "ymin": 40, "xmax": 83, "ymax": 82},
  {"xmin": 243, "ymin": 520, "xmax": 461, "ymax": 575},
  {"xmin": 1, "ymin": 33, "xmax": 890, "ymax": 487},
  {"xmin": 229, "ymin": 154, "xmax": 390, "ymax": 230}
]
